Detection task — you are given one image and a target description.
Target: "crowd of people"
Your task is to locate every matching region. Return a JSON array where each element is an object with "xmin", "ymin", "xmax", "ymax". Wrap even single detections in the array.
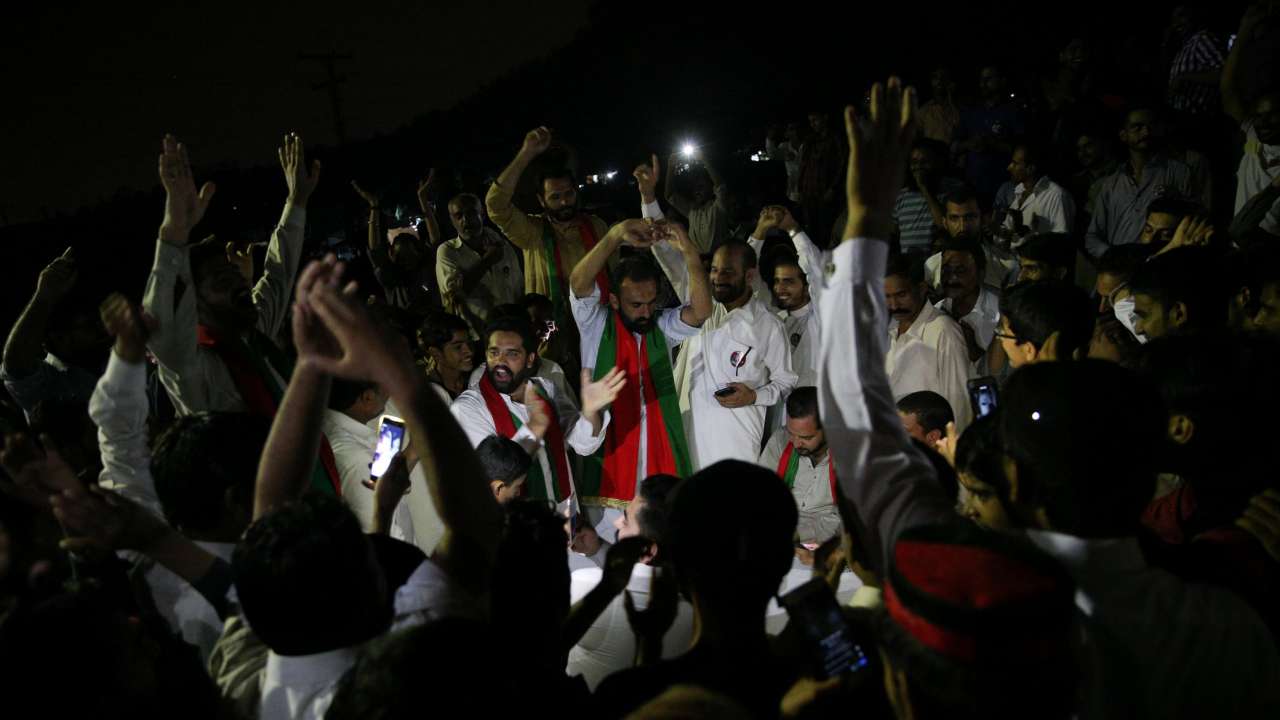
[{"xmin": 2, "ymin": 3, "xmax": 1280, "ymax": 718}]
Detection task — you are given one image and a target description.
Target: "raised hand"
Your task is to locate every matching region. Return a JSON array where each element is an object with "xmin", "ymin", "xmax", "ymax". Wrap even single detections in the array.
[
  {"xmin": 600, "ymin": 536, "xmax": 652, "ymax": 595},
  {"xmin": 775, "ymin": 206, "xmax": 800, "ymax": 233},
  {"xmin": 524, "ymin": 382, "xmax": 552, "ymax": 442},
  {"xmin": 1165, "ymin": 216, "xmax": 1215, "ymax": 253},
  {"xmin": 351, "ymin": 180, "xmax": 380, "ymax": 209},
  {"xmin": 302, "ymin": 260, "xmax": 415, "ymax": 386},
  {"xmin": 607, "ymin": 218, "xmax": 659, "ymax": 249},
  {"xmin": 35, "ymin": 248, "xmax": 78, "ymax": 303},
  {"xmin": 520, "ymin": 127, "xmax": 553, "ymax": 157},
  {"xmin": 634, "ymin": 154, "xmax": 660, "ymax": 202},
  {"xmin": 655, "ymin": 220, "xmax": 696, "ymax": 257},
  {"xmin": 226, "ymin": 241, "xmax": 256, "ymax": 284},
  {"xmin": 416, "ymin": 169, "xmax": 438, "ymax": 211},
  {"xmin": 753, "ymin": 206, "xmax": 784, "ymax": 239},
  {"xmin": 0, "ymin": 434, "xmax": 85, "ymax": 510},
  {"xmin": 51, "ymin": 481, "xmax": 169, "ymax": 555},
  {"xmin": 279, "ymin": 132, "xmax": 322, "ymax": 207},
  {"xmin": 158, "ymin": 134, "xmax": 216, "ymax": 245},
  {"xmin": 99, "ymin": 293, "xmax": 157, "ymax": 364},
  {"xmin": 844, "ymin": 77, "xmax": 918, "ymax": 241},
  {"xmin": 581, "ymin": 367, "xmax": 627, "ymax": 418},
  {"xmin": 933, "ymin": 421, "xmax": 959, "ymax": 468}
]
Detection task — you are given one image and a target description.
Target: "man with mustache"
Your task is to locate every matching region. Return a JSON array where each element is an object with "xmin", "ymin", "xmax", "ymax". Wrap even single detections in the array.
[
  {"xmin": 450, "ymin": 312, "xmax": 626, "ymax": 512},
  {"xmin": 936, "ymin": 236, "xmax": 1001, "ymax": 367},
  {"xmin": 566, "ymin": 219, "xmax": 711, "ymax": 546},
  {"xmin": 487, "ymin": 127, "xmax": 612, "ymax": 345},
  {"xmin": 883, "ymin": 252, "xmax": 973, "ymax": 432},
  {"xmin": 435, "ymin": 193, "xmax": 523, "ymax": 339}
]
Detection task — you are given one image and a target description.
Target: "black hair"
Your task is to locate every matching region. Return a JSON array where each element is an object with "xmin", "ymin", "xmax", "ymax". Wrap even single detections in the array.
[
  {"xmin": 535, "ymin": 167, "xmax": 576, "ymax": 195},
  {"xmin": 447, "ymin": 192, "xmax": 482, "ymax": 211},
  {"xmin": 666, "ymin": 460, "xmax": 797, "ymax": 605},
  {"xmin": 912, "ymin": 138, "xmax": 950, "ymax": 162},
  {"xmin": 943, "ymin": 185, "xmax": 980, "ymax": 211},
  {"xmin": 327, "ymin": 618, "xmax": 515, "ymax": 720},
  {"xmin": 232, "ymin": 494, "xmax": 388, "ymax": 655},
  {"xmin": 1095, "ymin": 243, "xmax": 1155, "ymax": 279},
  {"xmin": 885, "ymin": 252, "xmax": 926, "ymax": 286},
  {"xmin": 418, "ymin": 311, "xmax": 470, "ymax": 352},
  {"xmin": 896, "ymin": 391, "xmax": 955, "ymax": 435},
  {"xmin": 490, "ymin": 499, "xmax": 571, "ymax": 670},
  {"xmin": 328, "ymin": 378, "xmax": 378, "ymax": 413},
  {"xmin": 1016, "ymin": 234, "xmax": 1075, "ymax": 275},
  {"xmin": 999, "ymin": 360, "xmax": 1166, "ymax": 537},
  {"xmin": 1145, "ymin": 195, "xmax": 1201, "ymax": 221},
  {"xmin": 940, "ymin": 236, "xmax": 987, "ymax": 283},
  {"xmin": 635, "ymin": 473, "xmax": 682, "ymax": 547},
  {"xmin": 714, "ymin": 239, "xmax": 758, "ymax": 270},
  {"xmin": 999, "ymin": 280, "xmax": 1095, "ymax": 357},
  {"xmin": 785, "ymin": 386, "xmax": 820, "ymax": 425},
  {"xmin": 1012, "ymin": 141, "xmax": 1044, "ymax": 169},
  {"xmin": 954, "ymin": 413, "xmax": 1010, "ymax": 499},
  {"xmin": 483, "ymin": 313, "xmax": 537, "ymax": 354},
  {"xmin": 1225, "ymin": 242, "xmax": 1280, "ymax": 318},
  {"xmin": 476, "ymin": 435, "xmax": 531, "ymax": 485},
  {"xmin": 1128, "ymin": 246, "xmax": 1227, "ymax": 335},
  {"xmin": 151, "ymin": 412, "xmax": 270, "ymax": 535},
  {"xmin": 610, "ymin": 254, "xmax": 663, "ymax": 294}
]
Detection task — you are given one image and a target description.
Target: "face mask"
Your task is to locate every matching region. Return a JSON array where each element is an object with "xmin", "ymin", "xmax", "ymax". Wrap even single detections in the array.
[{"xmin": 1112, "ymin": 296, "xmax": 1147, "ymax": 344}]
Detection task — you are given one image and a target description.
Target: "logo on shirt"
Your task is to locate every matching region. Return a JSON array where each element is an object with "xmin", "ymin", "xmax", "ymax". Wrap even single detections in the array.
[
  {"xmin": 790, "ymin": 332, "xmax": 802, "ymax": 348},
  {"xmin": 730, "ymin": 350, "xmax": 743, "ymax": 367}
]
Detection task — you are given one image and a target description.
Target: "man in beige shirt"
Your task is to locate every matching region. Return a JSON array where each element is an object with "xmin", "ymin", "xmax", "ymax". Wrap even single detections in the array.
[
  {"xmin": 485, "ymin": 127, "xmax": 610, "ymax": 307},
  {"xmin": 435, "ymin": 193, "xmax": 523, "ymax": 338},
  {"xmin": 757, "ymin": 386, "xmax": 839, "ymax": 550}
]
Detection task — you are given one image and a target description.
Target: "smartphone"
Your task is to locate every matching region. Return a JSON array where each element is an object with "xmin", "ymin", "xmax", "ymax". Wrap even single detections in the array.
[
  {"xmin": 967, "ymin": 376, "xmax": 999, "ymax": 419},
  {"xmin": 714, "ymin": 386, "xmax": 736, "ymax": 398},
  {"xmin": 778, "ymin": 578, "xmax": 870, "ymax": 679},
  {"xmin": 370, "ymin": 415, "xmax": 407, "ymax": 480}
]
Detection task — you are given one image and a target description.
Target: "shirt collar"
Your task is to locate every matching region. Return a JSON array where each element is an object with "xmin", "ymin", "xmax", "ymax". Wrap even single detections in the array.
[{"xmin": 894, "ymin": 301, "xmax": 941, "ymax": 340}]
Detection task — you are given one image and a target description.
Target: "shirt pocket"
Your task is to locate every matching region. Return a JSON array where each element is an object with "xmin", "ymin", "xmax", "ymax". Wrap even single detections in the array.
[{"xmin": 708, "ymin": 336, "xmax": 755, "ymax": 387}]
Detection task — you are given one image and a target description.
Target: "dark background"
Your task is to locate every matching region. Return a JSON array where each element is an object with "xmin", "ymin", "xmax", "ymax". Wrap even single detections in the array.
[{"xmin": 0, "ymin": 0, "xmax": 1261, "ymax": 329}]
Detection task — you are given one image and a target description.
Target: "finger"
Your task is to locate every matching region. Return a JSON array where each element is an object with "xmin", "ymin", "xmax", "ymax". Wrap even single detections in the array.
[
  {"xmin": 362, "ymin": 480, "xmax": 376, "ymax": 490},
  {"xmin": 869, "ymin": 82, "xmax": 884, "ymax": 130},
  {"xmin": 902, "ymin": 85, "xmax": 919, "ymax": 140},
  {"xmin": 652, "ymin": 153, "xmax": 660, "ymax": 175},
  {"xmin": 844, "ymin": 106, "xmax": 862, "ymax": 170}
]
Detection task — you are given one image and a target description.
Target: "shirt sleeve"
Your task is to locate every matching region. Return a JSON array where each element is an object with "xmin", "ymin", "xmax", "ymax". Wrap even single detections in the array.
[
  {"xmin": 90, "ymin": 353, "xmax": 163, "ymax": 518},
  {"xmin": 571, "ymin": 283, "xmax": 609, "ymax": 372},
  {"xmin": 252, "ymin": 203, "xmax": 306, "ymax": 340},
  {"xmin": 818, "ymin": 239, "xmax": 955, "ymax": 577},
  {"xmin": 1, "ymin": 361, "xmax": 57, "ymax": 414},
  {"xmin": 435, "ymin": 245, "xmax": 464, "ymax": 301},
  {"xmin": 449, "ymin": 394, "xmax": 499, "ymax": 448},
  {"xmin": 934, "ymin": 320, "xmax": 975, "ymax": 433},
  {"xmin": 757, "ymin": 430, "xmax": 786, "ymax": 470},
  {"xmin": 486, "ymin": 180, "xmax": 543, "ymax": 252},
  {"xmin": 751, "ymin": 314, "xmax": 798, "ymax": 408},
  {"xmin": 791, "ymin": 230, "xmax": 826, "ymax": 304},
  {"xmin": 650, "ymin": 240, "xmax": 690, "ymax": 304},
  {"xmin": 542, "ymin": 377, "xmax": 609, "ymax": 456},
  {"xmin": 143, "ymin": 241, "xmax": 202, "ymax": 408},
  {"xmin": 641, "ymin": 199, "xmax": 666, "ymax": 221},
  {"xmin": 658, "ymin": 305, "xmax": 700, "ymax": 346}
]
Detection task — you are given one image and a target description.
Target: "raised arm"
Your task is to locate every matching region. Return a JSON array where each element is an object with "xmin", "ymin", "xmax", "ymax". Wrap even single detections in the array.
[
  {"xmin": 302, "ymin": 265, "xmax": 505, "ymax": 584},
  {"xmin": 416, "ymin": 170, "xmax": 444, "ymax": 249},
  {"xmin": 251, "ymin": 258, "xmax": 338, "ymax": 519},
  {"xmin": 820, "ymin": 79, "xmax": 954, "ymax": 577},
  {"xmin": 663, "ymin": 153, "xmax": 693, "ymax": 217},
  {"xmin": 252, "ymin": 133, "xmax": 317, "ymax": 339},
  {"xmin": 487, "ymin": 127, "xmax": 553, "ymax": 251},
  {"xmin": 777, "ymin": 206, "xmax": 827, "ymax": 303},
  {"xmin": 91, "ymin": 294, "xmax": 163, "ymax": 516},
  {"xmin": 1221, "ymin": 6, "xmax": 1265, "ymax": 124},
  {"xmin": 569, "ymin": 219, "xmax": 656, "ymax": 299},
  {"xmin": 3, "ymin": 249, "xmax": 77, "ymax": 379},
  {"xmin": 142, "ymin": 135, "xmax": 214, "ymax": 392},
  {"xmin": 660, "ymin": 222, "xmax": 713, "ymax": 327}
]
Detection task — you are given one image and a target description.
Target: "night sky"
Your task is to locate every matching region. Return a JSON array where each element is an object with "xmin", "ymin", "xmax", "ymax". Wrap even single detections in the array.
[{"xmin": 1, "ymin": 0, "xmax": 594, "ymax": 224}]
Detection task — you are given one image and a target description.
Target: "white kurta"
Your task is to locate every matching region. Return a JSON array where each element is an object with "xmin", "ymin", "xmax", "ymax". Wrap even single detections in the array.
[{"xmin": 322, "ymin": 409, "xmax": 414, "ymax": 541}]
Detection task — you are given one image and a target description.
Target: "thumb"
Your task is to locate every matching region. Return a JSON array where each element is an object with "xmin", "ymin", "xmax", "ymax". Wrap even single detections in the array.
[
  {"xmin": 311, "ymin": 159, "xmax": 323, "ymax": 177},
  {"xmin": 198, "ymin": 181, "xmax": 216, "ymax": 208}
]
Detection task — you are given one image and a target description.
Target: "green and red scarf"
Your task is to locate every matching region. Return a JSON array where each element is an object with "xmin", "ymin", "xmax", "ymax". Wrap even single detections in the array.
[
  {"xmin": 540, "ymin": 218, "xmax": 608, "ymax": 314},
  {"xmin": 196, "ymin": 325, "xmax": 341, "ymax": 497},
  {"xmin": 478, "ymin": 372, "xmax": 573, "ymax": 503},
  {"xmin": 776, "ymin": 443, "xmax": 837, "ymax": 502},
  {"xmin": 580, "ymin": 312, "xmax": 691, "ymax": 508}
]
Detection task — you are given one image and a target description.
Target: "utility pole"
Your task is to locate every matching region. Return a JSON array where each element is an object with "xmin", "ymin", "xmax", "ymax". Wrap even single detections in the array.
[{"xmin": 299, "ymin": 52, "xmax": 353, "ymax": 146}]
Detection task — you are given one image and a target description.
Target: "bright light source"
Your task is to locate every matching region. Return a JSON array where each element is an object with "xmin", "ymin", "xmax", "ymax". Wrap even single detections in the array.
[
  {"xmin": 681, "ymin": 143, "xmax": 696, "ymax": 158},
  {"xmin": 1031, "ymin": 411, "xmax": 1041, "ymax": 421},
  {"xmin": 606, "ymin": 171, "xmax": 617, "ymax": 180}
]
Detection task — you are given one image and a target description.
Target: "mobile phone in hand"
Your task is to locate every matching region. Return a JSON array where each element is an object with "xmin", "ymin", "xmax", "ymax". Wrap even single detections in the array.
[
  {"xmin": 370, "ymin": 415, "xmax": 407, "ymax": 481},
  {"xmin": 714, "ymin": 386, "xmax": 735, "ymax": 398},
  {"xmin": 779, "ymin": 578, "xmax": 870, "ymax": 679},
  {"xmin": 967, "ymin": 377, "xmax": 999, "ymax": 419}
]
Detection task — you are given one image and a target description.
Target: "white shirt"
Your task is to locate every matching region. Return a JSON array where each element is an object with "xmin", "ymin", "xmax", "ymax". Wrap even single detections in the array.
[
  {"xmin": 885, "ymin": 299, "xmax": 973, "ymax": 432},
  {"xmin": 259, "ymin": 646, "xmax": 358, "ymax": 720},
  {"xmin": 571, "ymin": 283, "xmax": 699, "ymax": 486},
  {"xmin": 745, "ymin": 228, "xmax": 825, "ymax": 391},
  {"xmin": 566, "ymin": 563, "xmax": 695, "ymax": 690},
  {"xmin": 451, "ymin": 375, "xmax": 609, "ymax": 507},
  {"xmin": 89, "ymin": 353, "xmax": 235, "ymax": 663},
  {"xmin": 392, "ymin": 557, "xmax": 483, "ymax": 631},
  {"xmin": 757, "ymin": 432, "xmax": 840, "ymax": 544},
  {"xmin": 435, "ymin": 229, "xmax": 524, "ymax": 338},
  {"xmin": 1234, "ymin": 122, "xmax": 1280, "ymax": 235},
  {"xmin": 1003, "ymin": 175, "xmax": 1075, "ymax": 238},
  {"xmin": 322, "ymin": 409, "xmax": 414, "ymax": 542},
  {"xmin": 467, "ymin": 357, "xmax": 579, "ymax": 410},
  {"xmin": 370, "ymin": 399, "xmax": 446, "ymax": 555}
]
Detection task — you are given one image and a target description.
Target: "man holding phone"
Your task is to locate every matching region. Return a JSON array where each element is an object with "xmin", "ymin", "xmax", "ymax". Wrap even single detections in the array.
[
  {"xmin": 322, "ymin": 379, "xmax": 414, "ymax": 541},
  {"xmin": 758, "ymin": 387, "xmax": 840, "ymax": 557}
]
